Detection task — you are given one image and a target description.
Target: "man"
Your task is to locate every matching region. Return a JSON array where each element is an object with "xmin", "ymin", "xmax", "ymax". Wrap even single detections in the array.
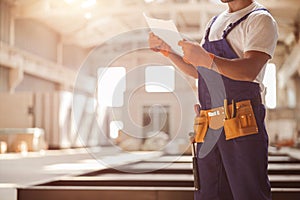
[{"xmin": 148, "ymin": 0, "xmax": 278, "ymax": 199}]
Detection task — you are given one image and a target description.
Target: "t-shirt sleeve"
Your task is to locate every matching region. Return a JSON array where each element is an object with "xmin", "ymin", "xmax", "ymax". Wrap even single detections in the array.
[{"xmin": 244, "ymin": 13, "xmax": 278, "ymax": 58}]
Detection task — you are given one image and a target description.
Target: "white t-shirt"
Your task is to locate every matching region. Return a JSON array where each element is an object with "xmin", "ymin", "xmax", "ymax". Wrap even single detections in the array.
[{"xmin": 201, "ymin": 1, "xmax": 278, "ymax": 87}]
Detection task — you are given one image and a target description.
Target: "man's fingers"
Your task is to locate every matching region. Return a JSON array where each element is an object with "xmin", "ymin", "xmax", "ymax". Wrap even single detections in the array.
[
  {"xmin": 149, "ymin": 32, "xmax": 162, "ymax": 41},
  {"xmin": 178, "ymin": 39, "xmax": 189, "ymax": 46},
  {"xmin": 148, "ymin": 32, "xmax": 172, "ymax": 54}
]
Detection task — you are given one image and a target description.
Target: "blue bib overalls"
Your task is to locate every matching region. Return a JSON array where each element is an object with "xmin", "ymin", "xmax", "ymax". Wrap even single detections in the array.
[{"xmin": 195, "ymin": 9, "xmax": 272, "ymax": 200}]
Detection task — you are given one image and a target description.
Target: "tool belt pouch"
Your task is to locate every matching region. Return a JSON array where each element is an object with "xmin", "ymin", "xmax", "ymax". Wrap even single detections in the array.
[
  {"xmin": 194, "ymin": 111, "xmax": 208, "ymax": 143},
  {"xmin": 224, "ymin": 100, "xmax": 258, "ymax": 140}
]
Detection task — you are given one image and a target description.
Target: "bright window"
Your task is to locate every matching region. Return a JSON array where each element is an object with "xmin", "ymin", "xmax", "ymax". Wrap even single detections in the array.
[
  {"xmin": 98, "ymin": 67, "xmax": 126, "ymax": 107},
  {"xmin": 263, "ymin": 63, "xmax": 276, "ymax": 109},
  {"xmin": 145, "ymin": 66, "xmax": 175, "ymax": 92}
]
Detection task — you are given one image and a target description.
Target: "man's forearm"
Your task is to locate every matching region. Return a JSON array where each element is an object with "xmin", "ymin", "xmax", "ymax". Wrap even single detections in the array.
[
  {"xmin": 212, "ymin": 51, "xmax": 270, "ymax": 81},
  {"xmin": 168, "ymin": 53, "xmax": 198, "ymax": 79}
]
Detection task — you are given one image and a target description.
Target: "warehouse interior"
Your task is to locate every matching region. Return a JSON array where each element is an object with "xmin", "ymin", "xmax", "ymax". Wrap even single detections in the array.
[{"xmin": 0, "ymin": 0, "xmax": 300, "ymax": 199}]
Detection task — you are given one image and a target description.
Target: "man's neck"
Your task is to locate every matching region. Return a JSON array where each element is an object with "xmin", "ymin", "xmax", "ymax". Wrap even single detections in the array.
[{"xmin": 228, "ymin": 0, "xmax": 254, "ymax": 13}]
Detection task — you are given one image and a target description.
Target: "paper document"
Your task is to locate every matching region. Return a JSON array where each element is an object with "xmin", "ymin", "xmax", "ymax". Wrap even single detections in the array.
[{"xmin": 143, "ymin": 13, "xmax": 184, "ymax": 57}]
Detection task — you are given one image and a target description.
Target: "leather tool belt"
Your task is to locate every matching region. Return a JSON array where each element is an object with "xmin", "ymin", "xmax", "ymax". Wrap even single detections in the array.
[{"xmin": 193, "ymin": 99, "xmax": 259, "ymax": 142}]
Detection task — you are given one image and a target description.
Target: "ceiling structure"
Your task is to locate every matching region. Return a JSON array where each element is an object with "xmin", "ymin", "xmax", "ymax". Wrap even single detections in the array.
[
  {"xmin": 2, "ymin": 0, "xmax": 300, "ymax": 88},
  {"xmin": 4, "ymin": 0, "xmax": 299, "ymax": 49}
]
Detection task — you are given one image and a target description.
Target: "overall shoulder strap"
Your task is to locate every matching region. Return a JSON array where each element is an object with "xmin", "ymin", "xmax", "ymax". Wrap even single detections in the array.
[
  {"xmin": 222, "ymin": 8, "xmax": 269, "ymax": 38},
  {"xmin": 204, "ymin": 15, "xmax": 219, "ymax": 41}
]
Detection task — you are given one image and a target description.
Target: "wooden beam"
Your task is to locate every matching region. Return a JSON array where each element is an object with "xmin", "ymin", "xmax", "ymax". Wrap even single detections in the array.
[{"xmin": 0, "ymin": 42, "xmax": 96, "ymax": 94}]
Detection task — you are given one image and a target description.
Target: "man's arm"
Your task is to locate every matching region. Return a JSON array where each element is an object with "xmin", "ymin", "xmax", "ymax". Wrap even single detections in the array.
[
  {"xmin": 179, "ymin": 40, "xmax": 270, "ymax": 81},
  {"xmin": 212, "ymin": 50, "xmax": 270, "ymax": 81},
  {"xmin": 168, "ymin": 53, "xmax": 198, "ymax": 79},
  {"xmin": 149, "ymin": 33, "xmax": 269, "ymax": 81}
]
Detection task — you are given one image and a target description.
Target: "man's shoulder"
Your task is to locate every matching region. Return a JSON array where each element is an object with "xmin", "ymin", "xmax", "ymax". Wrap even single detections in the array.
[
  {"xmin": 247, "ymin": 6, "xmax": 276, "ymax": 25},
  {"xmin": 248, "ymin": 2, "xmax": 274, "ymax": 19}
]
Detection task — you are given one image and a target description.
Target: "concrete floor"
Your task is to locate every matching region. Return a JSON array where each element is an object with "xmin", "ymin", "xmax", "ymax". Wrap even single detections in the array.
[
  {"xmin": 1, "ymin": 146, "xmax": 300, "ymax": 200},
  {"xmin": 0, "ymin": 147, "xmax": 162, "ymax": 200}
]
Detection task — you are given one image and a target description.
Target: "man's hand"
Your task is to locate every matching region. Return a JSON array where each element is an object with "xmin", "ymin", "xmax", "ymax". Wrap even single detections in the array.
[
  {"xmin": 178, "ymin": 40, "xmax": 214, "ymax": 68},
  {"xmin": 148, "ymin": 32, "xmax": 172, "ymax": 56},
  {"xmin": 148, "ymin": 32, "xmax": 198, "ymax": 79}
]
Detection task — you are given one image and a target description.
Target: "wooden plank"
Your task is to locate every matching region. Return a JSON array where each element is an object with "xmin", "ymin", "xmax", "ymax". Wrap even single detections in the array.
[
  {"xmin": 18, "ymin": 187, "xmax": 157, "ymax": 200},
  {"xmin": 17, "ymin": 186, "xmax": 300, "ymax": 200},
  {"xmin": 272, "ymin": 188, "xmax": 300, "ymax": 200},
  {"xmin": 270, "ymin": 175, "xmax": 300, "ymax": 188},
  {"xmin": 114, "ymin": 162, "xmax": 300, "ymax": 175},
  {"xmin": 268, "ymin": 156, "xmax": 300, "ymax": 164},
  {"xmin": 80, "ymin": 173, "xmax": 193, "ymax": 180},
  {"xmin": 82, "ymin": 160, "xmax": 300, "ymax": 176},
  {"xmin": 268, "ymin": 164, "xmax": 300, "ymax": 175},
  {"xmin": 146, "ymin": 155, "xmax": 300, "ymax": 164},
  {"xmin": 16, "ymin": 153, "xmax": 300, "ymax": 200},
  {"xmin": 145, "ymin": 155, "xmax": 192, "ymax": 163},
  {"xmin": 119, "ymin": 162, "xmax": 193, "ymax": 171},
  {"xmin": 38, "ymin": 174, "xmax": 300, "ymax": 188},
  {"xmin": 125, "ymin": 162, "xmax": 300, "ymax": 172},
  {"xmin": 158, "ymin": 189, "xmax": 193, "ymax": 200},
  {"xmin": 268, "ymin": 151, "xmax": 289, "ymax": 157},
  {"xmin": 39, "ymin": 179, "xmax": 193, "ymax": 187},
  {"xmin": 269, "ymin": 164, "xmax": 300, "ymax": 170}
]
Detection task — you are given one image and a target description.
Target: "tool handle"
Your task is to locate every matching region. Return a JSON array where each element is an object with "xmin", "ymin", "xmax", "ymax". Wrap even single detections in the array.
[
  {"xmin": 231, "ymin": 99, "xmax": 236, "ymax": 118},
  {"xmin": 224, "ymin": 99, "xmax": 230, "ymax": 119},
  {"xmin": 192, "ymin": 156, "xmax": 200, "ymax": 190},
  {"xmin": 192, "ymin": 142, "xmax": 200, "ymax": 190}
]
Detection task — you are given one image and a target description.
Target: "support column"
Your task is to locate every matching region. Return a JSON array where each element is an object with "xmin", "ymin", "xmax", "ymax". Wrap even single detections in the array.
[
  {"xmin": 296, "ymin": 76, "xmax": 300, "ymax": 109},
  {"xmin": 9, "ymin": 10, "xmax": 14, "ymax": 46},
  {"xmin": 57, "ymin": 37, "xmax": 63, "ymax": 65}
]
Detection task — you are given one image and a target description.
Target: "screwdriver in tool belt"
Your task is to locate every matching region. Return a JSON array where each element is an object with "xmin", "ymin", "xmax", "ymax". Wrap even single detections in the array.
[
  {"xmin": 224, "ymin": 99, "xmax": 230, "ymax": 119},
  {"xmin": 231, "ymin": 99, "xmax": 236, "ymax": 118}
]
